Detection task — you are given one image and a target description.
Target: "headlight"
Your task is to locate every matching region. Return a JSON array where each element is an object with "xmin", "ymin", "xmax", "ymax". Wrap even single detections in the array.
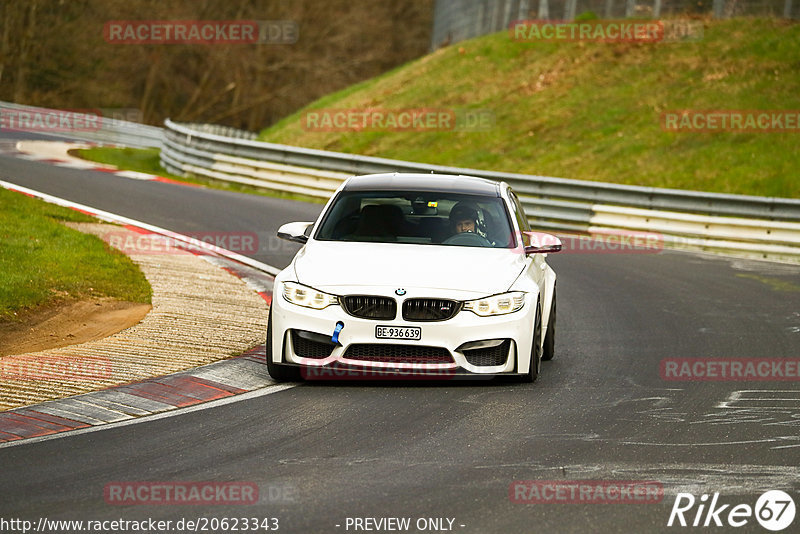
[
  {"xmin": 282, "ymin": 282, "xmax": 339, "ymax": 309},
  {"xmin": 463, "ymin": 292, "xmax": 525, "ymax": 316}
]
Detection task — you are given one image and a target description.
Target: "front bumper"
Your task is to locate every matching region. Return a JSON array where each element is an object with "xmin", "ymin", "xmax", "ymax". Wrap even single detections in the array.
[{"xmin": 270, "ymin": 287, "xmax": 538, "ymax": 377}]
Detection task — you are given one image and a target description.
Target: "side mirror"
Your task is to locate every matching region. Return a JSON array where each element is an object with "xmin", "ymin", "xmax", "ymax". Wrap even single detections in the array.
[
  {"xmin": 523, "ymin": 232, "xmax": 562, "ymax": 254},
  {"xmin": 277, "ymin": 221, "xmax": 313, "ymax": 244}
]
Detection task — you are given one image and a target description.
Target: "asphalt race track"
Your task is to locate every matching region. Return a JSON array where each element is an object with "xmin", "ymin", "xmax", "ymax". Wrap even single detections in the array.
[{"xmin": 1, "ymin": 130, "xmax": 798, "ymax": 533}]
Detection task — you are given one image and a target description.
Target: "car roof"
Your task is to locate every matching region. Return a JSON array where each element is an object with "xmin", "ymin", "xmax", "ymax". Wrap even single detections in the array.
[{"xmin": 342, "ymin": 173, "xmax": 502, "ymax": 196}]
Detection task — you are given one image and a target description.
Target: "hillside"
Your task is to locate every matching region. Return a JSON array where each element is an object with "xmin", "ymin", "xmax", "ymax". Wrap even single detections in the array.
[{"xmin": 259, "ymin": 18, "xmax": 800, "ymax": 198}]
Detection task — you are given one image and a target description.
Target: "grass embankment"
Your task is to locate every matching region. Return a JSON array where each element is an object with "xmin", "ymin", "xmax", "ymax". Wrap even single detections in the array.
[
  {"xmin": 76, "ymin": 147, "xmax": 325, "ymax": 204},
  {"xmin": 258, "ymin": 18, "xmax": 800, "ymax": 198},
  {"xmin": 0, "ymin": 188, "xmax": 151, "ymax": 321}
]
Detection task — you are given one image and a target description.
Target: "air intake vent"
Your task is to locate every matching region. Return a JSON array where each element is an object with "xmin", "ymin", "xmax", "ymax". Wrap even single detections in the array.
[
  {"xmin": 462, "ymin": 339, "xmax": 511, "ymax": 367},
  {"xmin": 291, "ymin": 330, "xmax": 336, "ymax": 359},
  {"xmin": 343, "ymin": 344, "xmax": 453, "ymax": 364}
]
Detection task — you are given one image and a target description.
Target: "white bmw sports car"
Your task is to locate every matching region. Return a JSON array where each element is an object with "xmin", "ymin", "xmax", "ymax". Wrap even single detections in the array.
[{"xmin": 268, "ymin": 173, "xmax": 561, "ymax": 382}]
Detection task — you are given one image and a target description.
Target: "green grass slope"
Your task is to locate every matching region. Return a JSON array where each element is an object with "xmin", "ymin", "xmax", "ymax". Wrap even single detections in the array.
[
  {"xmin": 260, "ymin": 18, "xmax": 799, "ymax": 198},
  {"xmin": 0, "ymin": 188, "xmax": 151, "ymax": 321}
]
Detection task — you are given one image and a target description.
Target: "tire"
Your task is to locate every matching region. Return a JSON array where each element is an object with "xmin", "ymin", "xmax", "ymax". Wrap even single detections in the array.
[
  {"xmin": 542, "ymin": 287, "xmax": 556, "ymax": 361},
  {"xmin": 519, "ymin": 299, "xmax": 542, "ymax": 383},
  {"xmin": 265, "ymin": 306, "xmax": 301, "ymax": 382}
]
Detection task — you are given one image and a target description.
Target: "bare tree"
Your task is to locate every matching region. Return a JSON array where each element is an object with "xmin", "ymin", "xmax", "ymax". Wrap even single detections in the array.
[{"xmin": 0, "ymin": 0, "xmax": 434, "ymax": 130}]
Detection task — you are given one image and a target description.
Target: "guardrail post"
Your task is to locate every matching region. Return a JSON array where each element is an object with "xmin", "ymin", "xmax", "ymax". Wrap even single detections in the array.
[
  {"xmin": 565, "ymin": 0, "xmax": 578, "ymax": 20},
  {"xmin": 625, "ymin": 0, "xmax": 635, "ymax": 17},
  {"xmin": 653, "ymin": 0, "xmax": 663, "ymax": 18},
  {"xmin": 538, "ymin": 0, "xmax": 550, "ymax": 19},
  {"xmin": 605, "ymin": 0, "xmax": 615, "ymax": 18},
  {"xmin": 713, "ymin": 0, "xmax": 726, "ymax": 18},
  {"xmin": 502, "ymin": 0, "xmax": 514, "ymax": 29},
  {"xmin": 785, "ymin": 0, "xmax": 794, "ymax": 18},
  {"xmin": 518, "ymin": 0, "xmax": 531, "ymax": 19}
]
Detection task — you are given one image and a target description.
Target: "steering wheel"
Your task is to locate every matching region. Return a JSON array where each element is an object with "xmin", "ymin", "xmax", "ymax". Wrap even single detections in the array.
[{"xmin": 441, "ymin": 231, "xmax": 493, "ymax": 247}]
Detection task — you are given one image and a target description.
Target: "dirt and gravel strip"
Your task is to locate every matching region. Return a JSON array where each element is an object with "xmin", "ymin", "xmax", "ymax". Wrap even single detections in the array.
[
  {"xmin": 0, "ymin": 298, "xmax": 152, "ymax": 357},
  {"xmin": 0, "ymin": 223, "xmax": 269, "ymax": 411}
]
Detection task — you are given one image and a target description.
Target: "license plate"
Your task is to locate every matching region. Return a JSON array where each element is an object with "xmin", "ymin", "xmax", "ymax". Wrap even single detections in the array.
[{"xmin": 375, "ymin": 325, "xmax": 421, "ymax": 341}]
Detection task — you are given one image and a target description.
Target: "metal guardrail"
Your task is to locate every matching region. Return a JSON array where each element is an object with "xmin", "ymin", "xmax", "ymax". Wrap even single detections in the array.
[
  {"xmin": 162, "ymin": 119, "xmax": 800, "ymax": 219},
  {"xmin": 0, "ymin": 101, "xmax": 162, "ymax": 149},
  {"xmin": 162, "ymin": 119, "xmax": 800, "ymax": 262}
]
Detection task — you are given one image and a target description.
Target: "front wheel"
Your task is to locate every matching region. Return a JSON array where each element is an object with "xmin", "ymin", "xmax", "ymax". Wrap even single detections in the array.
[
  {"xmin": 519, "ymin": 300, "xmax": 542, "ymax": 383},
  {"xmin": 542, "ymin": 287, "xmax": 556, "ymax": 361},
  {"xmin": 265, "ymin": 307, "xmax": 301, "ymax": 382}
]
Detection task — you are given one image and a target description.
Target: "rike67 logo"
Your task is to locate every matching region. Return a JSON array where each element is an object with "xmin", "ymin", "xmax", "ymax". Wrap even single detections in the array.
[{"xmin": 668, "ymin": 491, "xmax": 796, "ymax": 531}]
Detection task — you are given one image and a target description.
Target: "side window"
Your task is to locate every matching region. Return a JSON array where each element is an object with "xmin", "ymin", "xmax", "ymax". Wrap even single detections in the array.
[{"xmin": 508, "ymin": 191, "xmax": 530, "ymax": 246}]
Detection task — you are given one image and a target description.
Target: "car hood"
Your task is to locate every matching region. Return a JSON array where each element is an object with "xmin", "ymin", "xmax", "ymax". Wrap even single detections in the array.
[{"xmin": 292, "ymin": 241, "xmax": 525, "ymax": 296}]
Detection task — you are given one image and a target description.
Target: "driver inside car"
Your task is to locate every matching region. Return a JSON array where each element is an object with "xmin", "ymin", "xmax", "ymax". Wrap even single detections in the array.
[
  {"xmin": 449, "ymin": 203, "xmax": 478, "ymax": 234},
  {"xmin": 446, "ymin": 203, "xmax": 498, "ymax": 246}
]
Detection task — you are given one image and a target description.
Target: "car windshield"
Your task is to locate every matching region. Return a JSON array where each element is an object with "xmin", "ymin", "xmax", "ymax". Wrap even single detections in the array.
[{"xmin": 314, "ymin": 190, "xmax": 515, "ymax": 248}]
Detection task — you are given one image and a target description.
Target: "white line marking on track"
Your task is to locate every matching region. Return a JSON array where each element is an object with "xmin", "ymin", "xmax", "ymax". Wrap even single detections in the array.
[
  {"xmin": 114, "ymin": 170, "xmax": 158, "ymax": 180},
  {"xmin": 620, "ymin": 439, "xmax": 779, "ymax": 446},
  {"xmin": 53, "ymin": 161, "xmax": 102, "ymax": 169},
  {"xmin": 718, "ymin": 390, "xmax": 800, "ymax": 410}
]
